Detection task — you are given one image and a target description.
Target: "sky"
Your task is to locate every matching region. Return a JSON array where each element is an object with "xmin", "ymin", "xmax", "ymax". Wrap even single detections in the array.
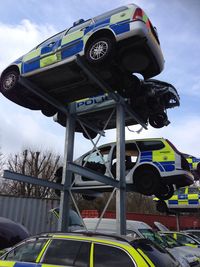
[{"xmin": 0, "ymin": 0, "xmax": 200, "ymax": 159}]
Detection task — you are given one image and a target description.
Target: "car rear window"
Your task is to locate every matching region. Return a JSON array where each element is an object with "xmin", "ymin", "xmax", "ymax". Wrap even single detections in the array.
[
  {"xmin": 131, "ymin": 239, "xmax": 179, "ymax": 267},
  {"xmin": 136, "ymin": 141, "xmax": 164, "ymax": 151}
]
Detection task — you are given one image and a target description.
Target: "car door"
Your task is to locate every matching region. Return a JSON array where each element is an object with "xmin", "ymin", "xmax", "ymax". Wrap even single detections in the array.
[
  {"xmin": 0, "ymin": 238, "xmax": 48, "ymax": 267},
  {"xmin": 22, "ymin": 31, "xmax": 63, "ymax": 74},
  {"xmin": 41, "ymin": 238, "xmax": 90, "ymax": 267},
  {"xmin": 92, "ymin": 243, "xmax": 136, "ymax": 267},
  {"xmin": 60, "ymin": 20, "xmax": 93, "ymax": 60},
  {"xmin": 177, "ymin": 187, "xmax": 188, "ymax": 206}
]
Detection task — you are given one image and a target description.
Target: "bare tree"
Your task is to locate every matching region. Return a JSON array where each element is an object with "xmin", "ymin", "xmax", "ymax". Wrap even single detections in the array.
[{"xmin": 1, "ymin": 148, "xmax": 62, "ymax": 198}]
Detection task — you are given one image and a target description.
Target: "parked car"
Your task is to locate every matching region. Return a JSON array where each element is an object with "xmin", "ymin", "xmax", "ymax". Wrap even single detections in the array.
[
  {"xmin": 185, "ymin": 230, "xmax": 200, "ymax": 239},
  {"xmin": 55, "ymin": 138, "xmax": 194, "ymax": 200},
  {"xmin": 154, "ymin": 186, "xmax": 200, "ymax": 213},
  {"xmin": 0, "ymin": 232, "xmax": 180, "ymax": 267},
  {"xmin": 49, "ymin": 207, "xmax": 84, "ymax": 231},
  {"xmin": 0, "ymin": 4, "xmax": 164, "ymax": 117},
  {"xmin": 54, "ymin": 78, "xmax": 180, "ymax": 139},
  {"xmin": 83, "ymin": 218, "xmax": 200, "ymax": 267},
  {"xmin": 184, "ymin": 154, "xmax": 200, "ymax": 180},
  {"xmin": 162, "ymin": 231, "xmax": 200, "ymax": 248},
  {"xmin": 0, "ymin": 217, "xmax": 29, "ymax": 251}
]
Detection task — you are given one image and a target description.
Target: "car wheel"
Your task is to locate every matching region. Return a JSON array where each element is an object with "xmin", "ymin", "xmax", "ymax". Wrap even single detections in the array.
[
  {"xmin": 86, "ymin": 37, "xmax": 114, "ymax": 64},
  {"xmin": 155, "ymin": 184, "xmax": 174, "ymax": 200},
  {"xmin": 149, "ymin": 112, "xmax": 169, "ymax": 128},
  {"xmin": 1, "ymin": 70, "xmax": 19, "ymax": 96},
  {"xmin": 41, "ymin": 106, "xmax": 58, "ymax": 117},
  {"xmin": 83, "ymin": 128, "xmax": 97, "ymax": 139},
  {"xmin": 134, "ymin": 169, "xmax": 160, "ymax": 196}
]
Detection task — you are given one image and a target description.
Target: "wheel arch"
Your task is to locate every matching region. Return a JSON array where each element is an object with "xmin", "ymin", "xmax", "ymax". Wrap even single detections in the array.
[
  {"xmin": 133, "ymin": 163, "xmax": 161, "ymax": 180},
  {"xmin": 84, "ymin": 29, "xmax": 116, "ymax": 54},
  {"xmin": 1, "ymin": 65, "xmax": 20, "ymax": 79}
]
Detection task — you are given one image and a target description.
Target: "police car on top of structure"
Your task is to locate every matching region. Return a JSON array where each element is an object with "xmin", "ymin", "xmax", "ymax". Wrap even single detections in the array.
[
  {"xmin": 155, "ymin": 186, "xmax": 200, "ymax": 213},
  {"xmin": 0, "ymin": 4, "xmax": 164, "ymax": 117},
  {"xmin": 183, "ymin": 154, "xmax": 200, "ymax": 180},
  {"xmin": 55, "ymin": 138, "xmax": 194, "ymax": 201},
  {"xmin": 54, "ymin": 78, "xmax": 180, "ymax": 139},
  {"xmin": 0, "ymin": 232, "xmax": 180, "ymax": 267}
]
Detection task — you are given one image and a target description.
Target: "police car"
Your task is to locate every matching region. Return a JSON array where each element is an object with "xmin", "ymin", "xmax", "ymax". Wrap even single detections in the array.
[
  {"xmin": 55, "ymin": 138, "xmax": 194, "ymax": 200},
  {"xmin": 0, "ymin": 232, "xmax": 180, "ymax": 267},
  {"xmin": 155, "ymin": 186, "xmax": 200, "ymax": 213},
  {"xmin": 0, "ymin": 4, "xmax": 164, "ymax": 116},
  {"xmin": 54, "ymin": 78, "xmax": 180, "ymax": 139},
  {"xmin": 184, "ymin": 154, "xmax": 200, "ymax": 180}
]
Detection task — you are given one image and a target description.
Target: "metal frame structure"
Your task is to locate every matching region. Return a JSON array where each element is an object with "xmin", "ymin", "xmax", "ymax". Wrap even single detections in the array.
[{"xmin": 2, "ymin": 55, "xmax": 147, "ymax": 235}]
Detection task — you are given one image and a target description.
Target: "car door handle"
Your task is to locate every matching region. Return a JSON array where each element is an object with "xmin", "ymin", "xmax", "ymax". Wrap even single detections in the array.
[{"xmin": 47, "ymin": 42, "xmax": 56, "ymax": 47}]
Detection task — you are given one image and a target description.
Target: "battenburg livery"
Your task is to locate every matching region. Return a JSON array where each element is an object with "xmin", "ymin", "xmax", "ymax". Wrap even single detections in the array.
[
  {"xmin": 0, "ymin": 4, "xmax": 164, "ymax": 116},
  {"xmin": 55, "ymin": 138, "xmax": 194, "ymax": 200}
]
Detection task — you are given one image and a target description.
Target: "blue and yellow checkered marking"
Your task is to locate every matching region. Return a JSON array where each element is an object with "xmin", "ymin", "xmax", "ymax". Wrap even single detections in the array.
[{"xmin": 140, "ymin": 151, "xmax": 175, "ymax": 172}]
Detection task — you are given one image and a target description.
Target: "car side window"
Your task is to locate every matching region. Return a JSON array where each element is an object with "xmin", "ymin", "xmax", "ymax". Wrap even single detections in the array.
[
  {"xmin": 42, "ymin": 239, "xmax": 90, "ymax": 267},
  {"xmin": 136, "ymin": 141, "xmax": 165, "ymax": 151},
  {"xmin": 188, "ymin": 187, "xmax": 198, "ymax": 194},
  {"xmin": 5, "ymin": 239, "xmax": 46, "ymax": 262},
  {"xmin": 177, "ymin": 234, "xmax": 196, "ymax": 245},
  {"xmin": 94, "ymin": 243, "xmax": 135, "ymax": 267}
]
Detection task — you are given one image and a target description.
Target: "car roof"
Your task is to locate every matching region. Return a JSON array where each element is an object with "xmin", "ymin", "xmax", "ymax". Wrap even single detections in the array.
[
  {"xmin": 96, "ymin": 138, "xmax": 165, "ymax": 148},
  {"xmin": 32, "ymin": 231, "xmax": 137, "ymax": 245}
]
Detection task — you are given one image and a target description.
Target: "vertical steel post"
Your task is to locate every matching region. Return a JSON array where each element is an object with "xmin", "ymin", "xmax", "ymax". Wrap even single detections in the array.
[
  {"xmin": 116, "ymin": 102, "xmax": 126, "ymax": 235},
  {"xmin": 58, "ymin": 105, "xmax": 76, "ymax": 231},
  {"xmin": 176, "ymin": 212, "xmax": 180, "ymax": 231}
]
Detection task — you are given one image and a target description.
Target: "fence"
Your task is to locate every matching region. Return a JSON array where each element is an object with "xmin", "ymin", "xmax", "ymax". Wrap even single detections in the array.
[{"xmin": 0, "ymin": 194, "xmax": 59, "ymax": 235}]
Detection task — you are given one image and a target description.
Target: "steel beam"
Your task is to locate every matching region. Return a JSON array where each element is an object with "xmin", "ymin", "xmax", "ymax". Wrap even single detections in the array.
[
  {"xmin": 67, "ymin": 162, "xmax": 120, "ymax": 188},
  {"xmin": 2, "ymin": 170, "xmax": 63, "ymax": 191}
]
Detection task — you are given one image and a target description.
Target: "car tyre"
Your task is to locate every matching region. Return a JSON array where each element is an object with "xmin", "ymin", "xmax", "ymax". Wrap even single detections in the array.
[
  {"xmin": 134, "ymin": 169, "xmax": 160, "ymax": 196},
  {"xmin": 86, "ymin": 37, "xmax": 114, "ymax": 64},
  {"xmin": 83, "ymin": 128, "xmax": 98, "ymax": 139},
  {"xmin": 155, "ymin": 184, "xmax": 174, "ymax": 200},
  {"xmin": 149, "ymin": 112, "xmax": 169, "ymax": 128},
  {"xmin": 41, "ymin": 106, "xmax": 58, "ymax": 117},
  {"xmin": 1, "ymin": 70, "xmax": 19, "ymax": 97}
]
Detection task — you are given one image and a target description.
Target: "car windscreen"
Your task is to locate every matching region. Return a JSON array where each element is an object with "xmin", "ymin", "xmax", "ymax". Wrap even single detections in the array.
[
  {"xmin": 131, "ymin": 239, "xmax": 179, "ymax": 267},
  {"xmin": 54, "ymin": 208, "xmax": 84, "ymax": 227},
  {"xmin": 139, "ymin": 229, "xmax": 170, "ymax": 249}
]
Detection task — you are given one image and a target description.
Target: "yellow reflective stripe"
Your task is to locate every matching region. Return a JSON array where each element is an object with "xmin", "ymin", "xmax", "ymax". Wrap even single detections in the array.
[
  {"xmin": 61, "ymin": 31, "xmax": 83, "ymax": 46},
  {"xmin": 110, "ymin": 9, "xmax": 132, "ymax": 24},
  {"xmin": 185, "ymin": 243, "xmax": 198, "ymax": 248},
  {"xmin": 173, "ymin": 233, "xmax": 177, "ymax": 239},
  {"xmin": 23, "ymin": 48, "xmax": 41, "ymax": 61},
  {"xmin": 40, "ymin": 54, "xmax": 58, "ymax": 68},
  {"xmin": 187, "ymin": 158, "xmax": 193, "ymax": 163},
  {"xmin": 36, "ymin": 239, "xmax": 51, "ymax": 263},
  {"xmin": 188, "ymin": 194, "xmax": 198, "ymax": 200},
  {"xmin": 0, "ymin": 261, "xmax": 16, "ymax": 267},
  {"xmin": 90, "ymin": 243, "xmax": 94, "ymax": 267},
  {"xmin": 137, "ymin": 248, "xmax": 155, "ymax": 267},
  {"xmin": 179, "ymin": 200, "xmax": 188, "ymax": 205}
]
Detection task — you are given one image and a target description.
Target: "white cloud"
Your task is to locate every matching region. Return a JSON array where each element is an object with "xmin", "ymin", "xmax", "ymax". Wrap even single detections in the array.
[{"xmin": 0, "ymin": 19, "xmax": 57, "ymax": 71}]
